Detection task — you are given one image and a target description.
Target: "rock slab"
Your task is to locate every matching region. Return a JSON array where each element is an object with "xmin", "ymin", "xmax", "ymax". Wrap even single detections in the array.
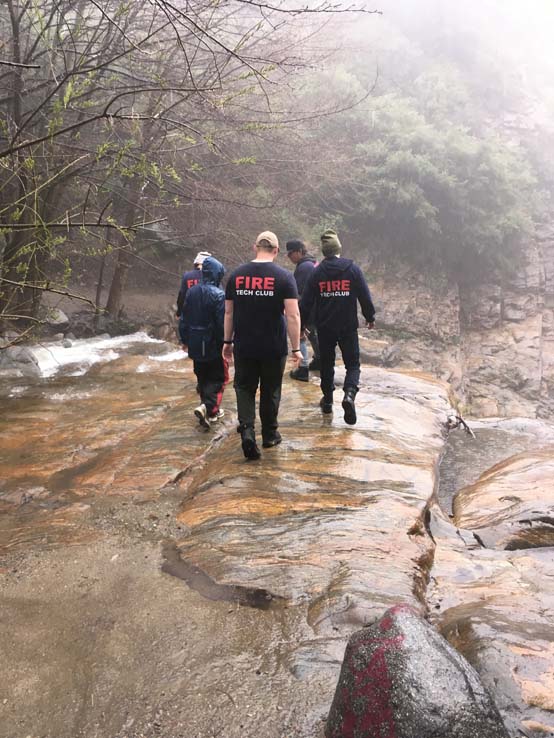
[{"xmin": 325, "ymin": 605, "xmax": 510, "ymax": 738}]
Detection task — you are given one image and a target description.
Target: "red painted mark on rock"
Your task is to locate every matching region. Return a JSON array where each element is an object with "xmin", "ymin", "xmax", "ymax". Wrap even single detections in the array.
[
  {"xmin": 331, "ymin": 630, "xmax": 404, "ymax": 738},
  {"xmin": 380, "ymin": 604, "xmax": 416, "ymax": 632}
]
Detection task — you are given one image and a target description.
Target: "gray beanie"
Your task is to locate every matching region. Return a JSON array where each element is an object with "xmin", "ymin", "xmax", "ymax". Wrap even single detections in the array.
[{"xmin": 320, "ymin": 229, "xmax": 342, "ymax": 257}]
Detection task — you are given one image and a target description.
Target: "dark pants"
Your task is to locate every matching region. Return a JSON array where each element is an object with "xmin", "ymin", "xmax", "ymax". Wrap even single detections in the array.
[
  {"xmin": 234, "ymin": 355, "xmax": 287, "ymax": 440},
  {"xmin": 307, "ymin": 323, "xmax": 320, "ymax": 362},
  {"xmin": 193, "ymin": 356, "xmax": 229, "ymax": 416},
  {"xmin": 300, "ymin": 323, "xmax": 320, "ymax": 367},
  {"xmin": 318, "ymin": 328, "xmax": 360, "ymax": 397}
]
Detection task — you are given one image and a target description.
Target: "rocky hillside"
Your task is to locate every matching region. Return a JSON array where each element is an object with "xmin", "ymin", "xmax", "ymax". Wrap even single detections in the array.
[{"xmin": 364, "ymin": 221, "xmax": 554, "ymax": 419}]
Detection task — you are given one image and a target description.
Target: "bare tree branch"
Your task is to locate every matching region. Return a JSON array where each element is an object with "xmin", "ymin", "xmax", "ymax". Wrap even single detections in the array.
[
  {"xmin": 1, "ymin": 278, "xmax": 97, "ymax": 308},
  {"xmin": 0, "ymin": 59, "xmax": 40, "ymax": 69}
]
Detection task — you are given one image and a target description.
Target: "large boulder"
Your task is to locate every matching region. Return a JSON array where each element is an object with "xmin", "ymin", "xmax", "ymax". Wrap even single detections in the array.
[
  {"xmin": 45, "ymin": 308, "xmax": 69, "ymax": 327},
  {"xmin": 325, "ymin": 605, "xmax": 510, "ymax": 738},
  {"xmin": 0, "ymin": 345, "xmax": 41, "ymax": 377}
]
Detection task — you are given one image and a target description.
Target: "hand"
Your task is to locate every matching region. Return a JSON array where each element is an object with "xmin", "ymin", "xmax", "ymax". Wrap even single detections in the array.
[
  {"xmin": 182, "ymin": 344, "xmax": 188, "ymax": 353},
  {"xmin": 290, "ymin": 352, "xmax": 302, "ymax": 369},
  {"xmin": 367, "ymin": 321, "xmax": 375, "ymax": 330},
  {"xmin": 175, "ymin": 313, "xmax": 180, "ymax": 319},
  {"xmin": 223, "ymin": 343, "xmax": 234, "ymax": 363}
]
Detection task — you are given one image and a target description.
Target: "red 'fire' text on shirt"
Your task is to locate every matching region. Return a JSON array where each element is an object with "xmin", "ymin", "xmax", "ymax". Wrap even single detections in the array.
[
  {"xmin": 319, "ymin": 279, "xmax": 350, "ymax": 297},
  {"xmin": 235, "ymin": 275, "xmax": 275, "ymax": 295},
  {"xmin": 225, "ymin": 262, "xmax": 298, "ymax": 359}
]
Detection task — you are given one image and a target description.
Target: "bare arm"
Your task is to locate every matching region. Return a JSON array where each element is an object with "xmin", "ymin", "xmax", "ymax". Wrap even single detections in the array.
[
  {"xmin": 284, "ymin": 298, "xmax": 302, "ymax": 367},
  {"xmin": 222, "ymin": 299, "xmax": 234, "ymax": 362}
]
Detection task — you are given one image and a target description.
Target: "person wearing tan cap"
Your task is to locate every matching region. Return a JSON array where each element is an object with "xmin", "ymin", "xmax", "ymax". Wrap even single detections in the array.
[{"xmin": 223, "ymin": 231, "xmax": 301, "ymax": 459}]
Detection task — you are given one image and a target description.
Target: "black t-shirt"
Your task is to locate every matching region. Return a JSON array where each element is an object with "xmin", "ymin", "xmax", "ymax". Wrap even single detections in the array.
[
  {"xmin": 176, "ymin": 268, "xmax": 201, "ymax": 316},
  {"xmin": 225, "ymin": 261, "xmax": 298, "ymax": 359}
]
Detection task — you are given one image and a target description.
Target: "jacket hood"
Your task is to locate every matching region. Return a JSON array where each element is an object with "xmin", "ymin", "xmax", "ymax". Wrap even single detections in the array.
[
  {"xmin": 201, "ymin": 256, "xmax": 225, "ymax": 286},
  {"xmin": 298, "ymin": 255, "xmax": 316, "ymax": 265},
  {"xmin": 320, "ymin": 256, "xmax": 353, "ymax": 274}
]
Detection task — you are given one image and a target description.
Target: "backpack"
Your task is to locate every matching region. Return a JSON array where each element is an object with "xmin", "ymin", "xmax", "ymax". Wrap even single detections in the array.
[{"xmin": 186, "ymin": 285, "xmax": 221, "ymax": 362}]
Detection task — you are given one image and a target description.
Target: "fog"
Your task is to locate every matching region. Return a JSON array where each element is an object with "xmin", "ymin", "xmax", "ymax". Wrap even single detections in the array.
[{"xmin": 2, "ymin": 0, "xmax": 554, "ymax": 333}]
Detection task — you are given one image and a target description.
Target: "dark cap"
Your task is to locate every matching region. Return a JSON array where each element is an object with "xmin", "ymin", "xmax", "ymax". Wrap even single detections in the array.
[{"xmin": 286, "ymin": 239, "xmax": 305, "ymax": 253}]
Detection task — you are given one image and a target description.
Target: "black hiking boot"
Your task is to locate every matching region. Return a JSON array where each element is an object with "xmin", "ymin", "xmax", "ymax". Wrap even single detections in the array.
[
  {"xmin": 319, "ymin": 395, "xmax": 333, "ymax": 414},
  {"xmin": 290, "ymin": 366, "xmax": 309, "ymax": 382},
  {"xmin": 342, "ymin": 388, "xmax": 357, "ymax": 425},
  {"xmin": 262, "ymin": 431, "xmax": 282, "ymax": 448},
  {"xmin": 240, "ymin": 426, "xmax": 261, "ymax": 460}
]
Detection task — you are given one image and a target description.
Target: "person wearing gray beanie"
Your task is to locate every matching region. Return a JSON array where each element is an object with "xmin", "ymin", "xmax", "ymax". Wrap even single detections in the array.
[
  {"xmin": 300, "ymin": 229, "xmax": 375, "ymax": 425},
  {"xmin": 320, "ymin": 229, "xmax": 342, "ymax": 258}
]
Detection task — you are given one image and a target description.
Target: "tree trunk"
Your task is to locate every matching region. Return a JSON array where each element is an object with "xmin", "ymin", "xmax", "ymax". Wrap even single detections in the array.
[
  {"xmin": 105, "ymin": 242, "xmax": 131, "ymax": 318},
  {"xmin": 105, "ymin": 176, "xmax": 141, "ymax": 318}
]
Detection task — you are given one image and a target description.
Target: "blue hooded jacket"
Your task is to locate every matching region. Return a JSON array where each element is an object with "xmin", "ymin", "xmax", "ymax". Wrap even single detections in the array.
[{"xmin": 182, "ymin": 256, "xmax": 225, "ymax": 361}]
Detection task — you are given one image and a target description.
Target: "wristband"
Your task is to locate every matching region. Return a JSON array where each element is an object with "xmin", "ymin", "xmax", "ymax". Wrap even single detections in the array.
[
  {"xmin": 292, "ymin": 349, "xmax": 301, "ymax": 353},
  {"xmin": 223, "ymin": 340, "xmax": 233, "ymax": 345}
]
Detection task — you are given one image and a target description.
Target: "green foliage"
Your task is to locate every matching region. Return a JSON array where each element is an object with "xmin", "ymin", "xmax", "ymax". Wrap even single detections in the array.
[
  {"xmin": 63, "ymin": 79, "xmax": 74, "ymax": 109},
  {"xmin": 299, "ymin": 47, "xmax": 538, "ymax": 282},
  {"xmin": 347, "ymin": 93, "xmax": 535, "ymax": 275},
  {"xmin": 309, "ymin": 214, "xmax": 344, "ymax": 246}
]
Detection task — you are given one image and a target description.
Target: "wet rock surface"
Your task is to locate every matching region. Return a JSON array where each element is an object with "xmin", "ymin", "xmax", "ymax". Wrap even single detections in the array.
[
  {"xmin": 2, "ymin": 334, "xmax": 554, "ymax": 737},
  {"xmin": 173, "ymin": 368, "xmax": 450, "ymax": 650},
  {"xmin": 432, "ymin": 422, "xmax": 554, "ymax": 737},
  {"xmin": 436, "ymin": 418, "xmax": 554, "ymax": 515},
  {"xmin": 453, "ymin": 449, "xmax": 554, "ymax": 549},
  {"xmin": 0, "ymin": 342, "xmax": 330, "ymax": 738},
  {"xmin": 326, "ymin": 605, "xmax": 510, "ymax": 738},
  {"xmin": 0, "ymin": 337, "xmax": 453, "ymax": 738},
  {"xmin": 429, "ymin": 508, "xmax": 554, "ymax": 738}
]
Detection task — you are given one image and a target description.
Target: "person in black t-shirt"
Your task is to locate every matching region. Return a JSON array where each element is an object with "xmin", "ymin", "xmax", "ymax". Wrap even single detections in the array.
[{"xmin": 223, "ymin": 231, "xmax": 301, "ymax": 460}]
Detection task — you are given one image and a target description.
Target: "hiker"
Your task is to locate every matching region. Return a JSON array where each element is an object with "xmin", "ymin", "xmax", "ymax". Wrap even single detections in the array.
[
  {"xmin": 223, "ymin": 231, "xmax": 301, "ymax": 459},
  {"xmin": 286, "ymin": 239, "xmax": 320, "ymax": 381},
  {"xmin": 181, "ymin": 256, "xmax": 228, "ymax": 430},
  {"xmin": 300, "ymin": 229, "xmax": 375, "ymax": 425},
  {"xmin": 176, "ymin": 250, "xmax": 211, "ymax": 346}
]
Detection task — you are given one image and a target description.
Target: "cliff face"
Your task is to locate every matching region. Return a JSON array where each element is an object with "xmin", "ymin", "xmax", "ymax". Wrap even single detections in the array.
[{"xmin": 364, "ymin": 224, "xmax": 554, "ymax": 418}]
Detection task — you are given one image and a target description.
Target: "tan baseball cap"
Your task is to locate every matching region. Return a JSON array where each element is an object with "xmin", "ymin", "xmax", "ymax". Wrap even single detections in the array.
[{"xmin": 255, "ymin": 231, "xmax": 279, "ymax": 250}]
